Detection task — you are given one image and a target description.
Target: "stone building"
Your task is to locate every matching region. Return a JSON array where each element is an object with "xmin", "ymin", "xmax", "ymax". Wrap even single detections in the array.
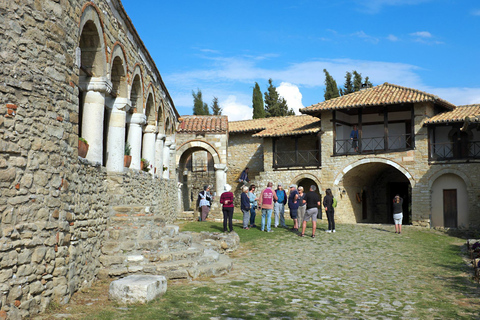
[
  {"xmin": 225, "ymin": 83, "xmax": 480, "ymax": 229},
  {"xmin": 1, "ymin": 0, "xmax": 181, "ymax": 317},
  {"xmin": 176, "ymin": 116, "xmax": 228, "ymax": 213}
]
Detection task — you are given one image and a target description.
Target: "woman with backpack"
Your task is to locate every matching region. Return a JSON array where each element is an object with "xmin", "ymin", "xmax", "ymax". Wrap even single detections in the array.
[{"xmin": 323, "ymin": 188, "xmax": 336, "ymax": 233}]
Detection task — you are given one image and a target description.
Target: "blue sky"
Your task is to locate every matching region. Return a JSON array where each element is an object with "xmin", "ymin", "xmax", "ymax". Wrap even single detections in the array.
[{"xmin": 122, "ymin": 0, "xmax": 480, "ymax": 121}]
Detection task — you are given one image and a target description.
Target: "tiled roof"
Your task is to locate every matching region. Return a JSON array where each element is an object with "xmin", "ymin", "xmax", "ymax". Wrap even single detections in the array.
[
  {"xmin": 229, "ymin": 115, "xmax": 321, "ymax": 138},
  {"xmin": 424, "ymin": 104, "xmax": 480, "ymax": 124},
  {"xmin": 300, "ymin": 83, "xmax": 456, "ymax": 114},
  {"xmin": 177, "ymin": 115, "xmax": 228, "ymax": 133}
]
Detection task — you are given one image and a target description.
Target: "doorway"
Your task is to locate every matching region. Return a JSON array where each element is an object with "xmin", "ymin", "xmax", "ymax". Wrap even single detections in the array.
[{"xmin": 443, "ymin": 189, "xmax": 457, "ymax": 228}]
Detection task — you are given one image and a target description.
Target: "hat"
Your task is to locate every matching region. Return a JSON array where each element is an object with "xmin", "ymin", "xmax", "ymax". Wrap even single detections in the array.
[
  {"xmin": 277, "ymin": 183, "xmax": 283, "ymax": 187},
  {"xmin": 289, "ymin": 184, "xmax": 297, "ymax": 189},
  {"xmin": 224, "ymin": 184, "xmax": 232, "ymax": 192}
]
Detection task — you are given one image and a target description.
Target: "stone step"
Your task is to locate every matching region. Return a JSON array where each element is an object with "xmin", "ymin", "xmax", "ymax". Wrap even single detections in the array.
[
  {"xmin": 101, "ymin": 234, "xmax": 192, "ymax": 255},
  {"xmin": 106, "ymin": 224, "xmax": 178, "ymax": 241},
  {"xmin": 97, "ymin": 248, "xmax": 232, "ymax": 281}
]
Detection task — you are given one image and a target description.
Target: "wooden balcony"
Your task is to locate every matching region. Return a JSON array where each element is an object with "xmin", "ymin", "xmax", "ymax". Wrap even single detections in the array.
[
  {"xmin": 335, "ymin": 133, "xmax": 414, "ymax": 155},
  {"xmin": 430, "ymin": 141, "xmax": 480, "ymax": 161},
  {"xmin": 273, "ymin": 150, "xmax": 320, "ymax": 169}
]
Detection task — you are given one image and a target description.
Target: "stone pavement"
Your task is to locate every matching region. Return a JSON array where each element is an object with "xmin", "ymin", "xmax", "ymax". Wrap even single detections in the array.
[{"xmin": 201, "ymin": 222, "xmax": 479, "ymax": 319}]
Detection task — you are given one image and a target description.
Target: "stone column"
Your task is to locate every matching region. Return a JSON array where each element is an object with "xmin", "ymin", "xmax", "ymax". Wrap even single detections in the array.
[
  {"xmin": 214, "ymin": 163, "xmax": 227, "ymax": 198},
  {"xmin": 162, "ymin": 138, "xmax": 173, "ymax": 179},
  {"xmin": 168, "ymin": 142, "xmax": 176, "ymax": 180},
  {"xmin": 155, "ymin": 134, "xmax": 166, "ymax": 176},
  {"xmin": 105, "ymin": 97, "xmax": 130, "ymax": 172},
  {"xmin": 80, "ymin": 77, "xmax": 112, "ymax": 164},
  {"xmin": 126, "ymin": 113, "xmax": 146, "ymax": 170},
  {"xmin": 142, "ymin": 125, "xmax": 158, "ymax": 175}
]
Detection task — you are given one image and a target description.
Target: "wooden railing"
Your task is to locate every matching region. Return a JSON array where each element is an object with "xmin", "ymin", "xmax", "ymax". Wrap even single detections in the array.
[
  {"xmin": 273, "ymin": 150, "xmax": 320, "ymax": 168},
  {"xmin": 430, "ymin": 141, "xmax": 480, "ymax": 160},
  {"xmin": 335, "ymin": 134, "xmax": 414, "ymax": 155}
]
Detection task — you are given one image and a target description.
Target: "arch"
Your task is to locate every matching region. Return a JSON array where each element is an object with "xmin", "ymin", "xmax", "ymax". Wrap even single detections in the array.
[
  {"xmin": 110, "ymin": 44, "xmax": 128, "ymax": 98},
  {"xmin": 130, "ymin": 66, "xmax": 144, "ymax": 113},
  {"xmin": 431, "ymin": 173, "xmax": 469, "ymax": 228},
  {"xmin": 78, "ymin": 4, "xmax": 107, "ymax": 77},
  {"xmin": 144, "ymin": 84, "xmax": 156, "ymax": 126},
  {"xmin": 176, "ymin": 140, "xmax": 222, "ymax": 165},
  {"xmin": 334, "ymin": 157, "xmax": 415, "ymax": 187},
  {"xmin": 291, "ymin": 172, "xmax": 322, "ymax": 193},
  {"xmin": 428, "ymin": 168, "xmax": 472, "ymax": 188}
]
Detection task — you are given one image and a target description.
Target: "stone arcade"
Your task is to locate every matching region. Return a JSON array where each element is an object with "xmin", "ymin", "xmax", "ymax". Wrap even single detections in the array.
[{"xmin": 0, "ymin": 1, "xmax": 237, "ymax": 318}]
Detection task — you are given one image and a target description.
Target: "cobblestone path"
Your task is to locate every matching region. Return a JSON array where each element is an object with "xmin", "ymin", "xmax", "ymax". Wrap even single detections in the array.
[
  {"xmin": 201, "ymin": 222, "xmax": 479, "ymax": 319},
  {"xmin": 44, "ymin": 222, "xmax": 480, "ymax": 319}
]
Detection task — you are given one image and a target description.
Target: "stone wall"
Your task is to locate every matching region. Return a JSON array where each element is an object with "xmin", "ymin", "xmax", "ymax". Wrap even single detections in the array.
[{"xmin": 1, "ymin": 0, "xmax": 179, "ymax": 317}]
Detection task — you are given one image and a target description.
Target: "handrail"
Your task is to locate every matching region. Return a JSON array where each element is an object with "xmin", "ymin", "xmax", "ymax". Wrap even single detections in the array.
[
  {"xmin": 273, "ymin": 150, "xmax": 320, "ymax": 168},
  {"xmin": 430, "ymin": 141, "xmax": 480, "ymax": 160},
  {"xmin": 335, "ymin": 133, "xmax": 414, "ymax": 155}
]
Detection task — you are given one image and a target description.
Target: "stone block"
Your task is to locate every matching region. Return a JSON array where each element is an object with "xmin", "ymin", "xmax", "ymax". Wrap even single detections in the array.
[{"xmin": 108, "ymin": 275, "xmax": 167, "ymax": 304}]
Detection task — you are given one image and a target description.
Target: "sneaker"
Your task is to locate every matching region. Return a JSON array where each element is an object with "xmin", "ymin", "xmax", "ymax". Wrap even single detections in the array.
[
  {"xmin": 243, "ymin": 227, "xmax": 249, "ymax": 230},
  {"xmin": 332, "ymin": 230, "xmax": 336, "ymax": 233},
  {"xmin": 267, "ymin": 230, "xmax": 274, "ymax": 232},
  {"xmin": 326, "ymin": 230, "xmax": 332, "ymax": 233}
]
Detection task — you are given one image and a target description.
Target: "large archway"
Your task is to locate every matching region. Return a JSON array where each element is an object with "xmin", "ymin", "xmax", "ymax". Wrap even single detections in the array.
[
  {"xmin": 177, "ymin": 141, "xmax": 222, "ymax": 212},
  {"xmin": 337, "ymin": 159, "xmax": 413, "ymax": 224}
]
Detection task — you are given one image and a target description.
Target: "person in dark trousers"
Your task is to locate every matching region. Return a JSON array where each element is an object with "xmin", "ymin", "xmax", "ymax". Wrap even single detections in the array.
[
  {"xmin": 323, "ymin": 188, "xmax": 335, "ymax": 233},
  {"xmin": 239, "ymin": 167, "xmax": 250, "ymax": 185},
  {"xmin": 248, "ymin": 185, "xmax": 258, "ymax": 228},
  {"xmin": 288, "ymin": 185, "xmax": 299, "ymax": 231},
  {"xmin": 301, "ymin": 185, "xmax": 321, "ymax": 238},
  {"xmin": 220, "ymin": 184, "xmax": 234, "ymax": 232},
  {"xmin": 393, "ymin": 194, "xmax": 404, "ymax": 234},
  {"xmin": 240, "ymin": 185, "xmax": 251, "ymax": 229}
]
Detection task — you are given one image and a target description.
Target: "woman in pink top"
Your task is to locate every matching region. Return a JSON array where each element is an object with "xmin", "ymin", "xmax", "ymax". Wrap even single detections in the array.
[{"xmin": 220, "ymin": 184, "xmax": 234, "ymax": 232}]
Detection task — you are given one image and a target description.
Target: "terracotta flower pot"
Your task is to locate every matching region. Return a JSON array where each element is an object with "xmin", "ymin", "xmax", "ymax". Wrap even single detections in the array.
[
  {"xmin": 140, "ymin": 160, "xmax": 145, "ymax": 170},
  {"xmin": 78, "ymin": 140, "xmax": 89, "ymax": 158},
  {"xmin": 124, "ymin": 155, "xmax": 132, "ymax": 168}
]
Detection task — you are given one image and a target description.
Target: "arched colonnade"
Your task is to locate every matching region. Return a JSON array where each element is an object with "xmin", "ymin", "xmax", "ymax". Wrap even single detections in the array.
[{"xmin": 77, "ymin": 3, "xmax": 176, "ymax": 177}]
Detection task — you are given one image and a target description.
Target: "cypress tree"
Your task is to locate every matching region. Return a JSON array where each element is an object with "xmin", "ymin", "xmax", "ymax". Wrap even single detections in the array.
[
  {"xmin": 210, "ymin": 96, "xmax": 222, "ymax": 115},
  {"xmin": 264, "ymin": 79, "xmax": 295, "ymax": 117},
  {"xmin": 353, "ymin": 71, "xmax": 363, "ymax": 92},
  {"xmin": 323, "ymin": 69, "xmax": 340, "ymax": 101},
  {"xmin": 192, "ymin": 89, "xmax": 210, "ymax": 115},
  {"xmin": 252, "ymin": 82, "xmax": 265, "ymax": 119},
  {"xmin": 340, "ymin": 71, "xmax": 354, "ymax": 96}
]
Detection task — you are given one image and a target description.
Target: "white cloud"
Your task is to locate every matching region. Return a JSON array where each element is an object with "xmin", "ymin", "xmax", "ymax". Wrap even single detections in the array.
[
  {"xmin": 352, "ymin": 31, "xmax": 380, "ymax": 44},
  {"xmin": 424, "ymin": 87, "xmax": 480, "ymax": 106},
  {"xmin": 387, "ymin": 34, "xmax": 399, "ymax": 41},
  {"xmin": 410, "ymin": 31, "xmax": 432, "ymax": 38},
  {"xmin": 472, "ymin": 9, "xmax": 480, "ymax": 16},
  {"xmin": 220, "ymin": 95, "xmax": 252, "ymax": 121},
  {"xmin": 277, "ymin": 82, "xmax": 305, "ymax": 114}
]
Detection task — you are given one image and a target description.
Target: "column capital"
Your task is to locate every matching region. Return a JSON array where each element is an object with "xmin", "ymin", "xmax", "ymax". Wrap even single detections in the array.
[
  {"xmin": 144, "ymin": 125, "xmax": 158, "ymax": 134},
  {"xmin": 169, "ymin": 143, "xmax": 176, "ymax": 150},
  {"xmin": 113, "ymin": 97, "xmax": 131, "ymax": 112},
  {"xmin": 79, "ymin": 76, "xmax": 112, "ymax": 93},
  {"xmin": 214, "ymin": 163, "xmax": 227, "ymax": 171},
  {"xmin": 156, "ymin": 133, "xmax": 166, "ymax": 141},
  {"xmin": 127, "ymin": 113, "xmax": 147, "ymax": 125}
]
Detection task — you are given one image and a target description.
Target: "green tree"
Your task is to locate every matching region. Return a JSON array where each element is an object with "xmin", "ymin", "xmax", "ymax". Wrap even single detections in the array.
[
  {"xmin": 353, "ymin": 71, "xmax": 363, "ymax": 92},
  {"xmin": 323, "ymin": 69, "xmax": 340, "ymax": 101},
  {"xmin": 192, "ymin": 89, "xmax": 210, "ymax": 115},
  {"xmin": 210, "ymin": 96, "xmax": 222, "ymax": 115},
  {"xmin": 340, "ymin": 71, "xmax": 354, "ymax": 96},
  {"xmin": 252, "ymin": 82, "xmax": 265, "ymax": 119},
  {"xmin": 264, "ymin": 79, "xmax": 295, "ymax": 117}
]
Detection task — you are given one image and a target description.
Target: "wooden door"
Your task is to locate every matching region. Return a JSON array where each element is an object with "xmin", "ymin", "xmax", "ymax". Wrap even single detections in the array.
[{"xmin": 443, "ymin": 189, "xmax": 457, "ymax": 228}]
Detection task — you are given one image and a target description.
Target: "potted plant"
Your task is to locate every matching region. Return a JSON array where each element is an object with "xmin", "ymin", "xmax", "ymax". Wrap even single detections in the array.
[
  {"xmin": 124, "ymin": 142, "xmax": 132, "ymax": 168},
  {"xmin": 141, "ymin": 158, "xmax": 150, "ymax": 172},
  {"xmin": 78, "ymin": 137, "xmax": 89, "ymax": 158}
]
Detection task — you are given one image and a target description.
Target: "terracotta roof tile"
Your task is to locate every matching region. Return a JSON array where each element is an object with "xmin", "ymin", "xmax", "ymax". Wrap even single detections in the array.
[
  {"xmin": 300, "ymin": 83, "xmax": 456, "ymax": 114},
  {"xmin": 424, "ymin": 104, "xmax": 480, "ymax": 124},
  {"xmin": 177, "ymin": 115, "xmax": 228, "ymax": 133},
  {"xmin": 229, "ymin": 115, "xmax": 321, "ymax": 138}
]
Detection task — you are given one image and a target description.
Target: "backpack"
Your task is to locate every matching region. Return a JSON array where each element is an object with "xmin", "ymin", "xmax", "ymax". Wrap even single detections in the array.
[{"xmin": 332, "ymin": 197, "xmax": 337, "ymax": 208}]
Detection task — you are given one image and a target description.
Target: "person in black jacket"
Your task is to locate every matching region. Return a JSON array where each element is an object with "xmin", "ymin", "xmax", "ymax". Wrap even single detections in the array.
[
  {"xmin": 393, "ymin": 195, "xmax": 404, "ymax": 234},
  {"xmin": 323, "ymin": 188, "xmax": 335, "ymax": 233}
]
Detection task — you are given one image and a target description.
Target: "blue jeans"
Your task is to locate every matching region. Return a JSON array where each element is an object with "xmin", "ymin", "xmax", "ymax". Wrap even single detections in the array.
[
  {"xmin": 261, "ymin": 208, "xmax": 273, "ymax": 231},
  {"xmin": 249, "ymin": 207, "xmax": 256, "ymax": 226},
  {"xmin": 274, "ymin": 203, "xmax": 286, "ymax": 227}
]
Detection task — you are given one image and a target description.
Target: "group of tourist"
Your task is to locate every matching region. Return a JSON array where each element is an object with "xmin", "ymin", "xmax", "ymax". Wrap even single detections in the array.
[
  {"xmin": 220, "ymin": 180, "xmax": 337, "ymax": 237},
  {"xmin": 199, "ymin": 166, "xmax": 405, "ymax": 236}
]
